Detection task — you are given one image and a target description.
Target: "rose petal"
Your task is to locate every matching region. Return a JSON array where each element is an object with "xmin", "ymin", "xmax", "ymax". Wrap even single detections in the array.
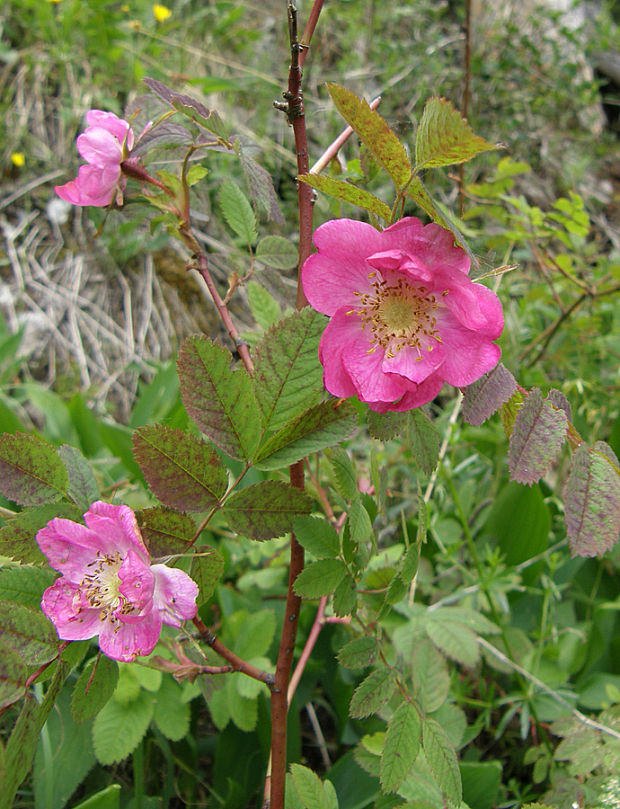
[
  {"xmin": 382, "ymin": 337, "xmax": 446, "ymax": 384},
  {"xmin": 85, "ymin": 110, "xmax": 132, "ymax": 146},
  {"xmin": 151, "ymin": 564, "xmax": 199, "ymax": 627},
  {"xmin": 383, "ymin": 218, "xmax": 470, "ymax": 275},
  {"xmin": 84, "ymin": 501, "xmax": 150, "ymax": 563},
  {"xmin": 77, "ymin": 127, "xmax": 123, "ymax": 168},
  {"xmin": 118, "ymin": 548, "xmax": 155, "ymax": 613},
  {"xmin": 437, "ymin": 310, "xmax": 502, "ymax": 386},
  {"xmin": 37, "ymin": 519, "xmax": 109, "ymax": 580},
  {"xmin": 99, "ymin": 610, "xmax": 162, "ymax": 662},
  {"xmin": 41, "ymin": 579, "xmax": 102, "ymax": 640}
]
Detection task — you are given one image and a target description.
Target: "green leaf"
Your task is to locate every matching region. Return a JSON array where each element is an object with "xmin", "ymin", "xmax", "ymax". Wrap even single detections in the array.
[
  {"xmin": 380, "ymin": 702, "xmax": 422, "ymax": 793},
  {"xmin": 426, "ymin": 617, "xmax": 480, "ymax": 668},
  {"xmin": 191, "ymin": 549, "xmax": 225, "ymax": 605},
  {"xmin": 255, "ymin": 235, "xmax": 299, "ymax": 270},
  {"xmin": 254, "ymin": 400, "xmax": 358, "ymax": 470},
  {"xmin": 71, "ymin": 655, "xmax": 119, "ymax": 723},
  {"xmin": 234, "ymin": 609, "xmax": 276, "ymax": 659},
  {"xmin": 486, "ymin": 481, "xmax": 550, "ymax": 566},
  {"xmin": 177, "ymin": 335, "xmax": 260, "ymax": 460},
  {"xmin": 298, "ymin": 173, "xmax": 392, "ymax": 221},
  {"xmin": 71, "ymin": 785, "xmax": 121, "ymax": 809},
  {"xmin": 247, "ymin": 281, "xmax": 281, "ymax": 330},
  {"xmin": 0, "ymin": 643, "xmax": 31, "ymax": 710},
  {"xmin": 238, "ymin": 144, "xmax": 284, "ymax": 225},
  {"xmin": 564, "ymin": 441, "xmax": 620, "ymax": 557},
  {"xmin": 327, "ymin": 84, "xmax": 411, "ymax": 188},
  {"xmin": 290, "ymin": 763, "xmax": 329, "ymax": 809},
  {"xmin": 253, "ymin": 308, "xmax": 326, "ymax": 434},
  {"xmin": 333, "ymin": 573, "xmax": 357, "ymax": 617},
  {"xmin": 462, "ymin": 363, "xmax": 517, "ymax": 426},
  {"xmin": 0, "ymin": 503, "xmax": 82, "ymax": 565},
  {"xmin": 422, "ymin": 718, "xmax": 462, "ymax": 808},
  {"xmin": 137, "ymin": 506, "xmax": 196, "ymax": 558},
  {"xmin": 367, "ymin": 410, "xmax": 408, "ymax": 441},
  {"xmin": 92, "ymin": 690, "xmax": 154, "ymax": 765},
  {"xmin": 508, "ymin": 388, "xmax": 568, "ymax": 485},
  {"xmin": 349, "ymin": 667, "xmax": 396, "ymax": 719},
  {"xmin": 0, "ymin": 432, "xmax": 68, "ymax": 506},
  {"xmin": 226, "ymin": 677, "xmax": 258, "ymax": 731},
  {"xmin": 0, "ymin": 601, "xmax": 58, "ymax": 666},
  {"xmin": 153, "ymin": 676, "xmax": 190, "ymax": 741},
  {"xmin": 58, "ymin": 444, "xmax": 99, "ymax": 510},
  {"xmin": 349, "ymin": 496, "xmax": 373, "ymax": 543},
  {"xmin": 415, "ymin": 97, "xmax": 499, "ymax": 170},
  {"xmin": 460, "ymin": 761, "xmax": 502, "ymax": 809},
  {"xmin": 294, "ymin": 558, "xmax": 347, "ymax": 599},
  {"xmin": 412, "ymin": 637, "xmax": 450, "ymax": 713},
  {"xmin": 407, "ymin": 410, "xmax": 441, "ymax": 476},
  {"xmin": 219, "ymin": 179, "xmax": 257, "ymax": 244},
  {"xmin": 222, "ymin": 480, "xmax": 313, "ymax": 541},
  {"xmin": 293, "ymin": 515, "xmax": 340, "ymax": 559},
  {"xmin": 0, "ymin": 565, "xmax": 54, "ymax": 607},
  {"xmin": 328, "ymin": 447, "xmax": 358, "ymax": 501},
  {"xmin": 337, "ymin": 636, "xmax": 378, "ymax": 670},
  {"xmin": 133, "ymin": 425, "xmax": 228, "ymax": 512}
]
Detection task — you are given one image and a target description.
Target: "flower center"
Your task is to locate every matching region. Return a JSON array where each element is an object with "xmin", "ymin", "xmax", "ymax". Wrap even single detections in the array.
[
  {"xmin": 81, "ymin": 552, "xmax": 125, "ymax": 621},
  {"xmin": 352, "ymin": 274, "xmax": 442, "ymax": 358}
]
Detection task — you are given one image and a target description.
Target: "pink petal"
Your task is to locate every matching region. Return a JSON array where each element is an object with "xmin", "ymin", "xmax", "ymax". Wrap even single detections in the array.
[
  {"xmin": 383, "ymin": 217, "xmax": 470, "ymax": 275},
  {"xmin": 437, "ymin": 311, "xmax": 502, "ymax": 386},
  {"xmin": 118, "ymin": 549, "xmax": 155, "ymax": 613},
  {"xmin": 77, "ymin": 128, "xmax": 123, "ymax": 168},
  {"xmin": 98, "ymin": 610, "xmax": 162, "ymax": 662},
  {"xmin": 318, "ymin": 311, "xmax": 362, "ymax": 399},
  {"xmin": 151, "ymin": 564, "xmax": 199, "ymax": 627},
  {"xmin": 37, "ymin": 519, "xmax": 109, "ymax": 580},
  {"xmin": 382, "ymin": 338, "xmax": 446, "ymax": 384},
  {"xmin": 85, "ymin": 110, "xmax": 132, "ymax": 146},
  {"xmin": 84, "ymin": 501, "xmax": 150, "ymax": 563},
  {"xmin": 55, "ymin": 164, "xmax": 119, "ymax": 207},
  {"xmin": 369, "ymin": 374, "xmax": 444, "ymax": 412},
  {"xmin": 337, "ymin": 331, "xmax": 413, "ymax": 404},
  {"xmin": 41, "ymin": 579, "xmax": 103, "ymax": 640},
  {"xmin": 366, "ymin": 249, "xmax": 433, "ymax": 285},
  {"xmin": 302, "ymin": 219, "xmax": 384, "ymax": 315}
]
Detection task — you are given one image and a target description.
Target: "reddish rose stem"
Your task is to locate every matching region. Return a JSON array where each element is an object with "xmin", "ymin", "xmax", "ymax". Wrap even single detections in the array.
[{"xmin": 193, "ymin": 616, "xmax": 275, "ymax": 686}]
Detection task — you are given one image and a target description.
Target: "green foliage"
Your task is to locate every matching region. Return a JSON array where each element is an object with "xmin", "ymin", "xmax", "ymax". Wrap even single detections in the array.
[
  {"xmin": 0, "ymin": 433, "xmax": 68, "ymax": 507},
  {"xmin": 219, "ymin": 179, "xmax": 258, "ymax": 245},
  {"xmin": 222, "ymin": 480, "xmax": 313, "ymax": 541}
]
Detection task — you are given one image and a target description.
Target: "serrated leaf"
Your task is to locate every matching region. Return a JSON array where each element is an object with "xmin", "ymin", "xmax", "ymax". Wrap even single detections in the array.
[
  {"xmin": 71, "ymin": 655, "xmax": 119, "ymax": 723},
  {"xmin": 222, "ymin": 480, "xmax": 313, "ymax": 541},
  {"xmin": 92, "ymin": 690, "xmax": 153, "ymax": 765},
  {"xmin": 234, "ymin": 609, "xmax": 276, "ymax": 660},
  {"xmin": 238, "ymin": 145, "xmax": 284, "ymax": 225},
  {"xmin": 380, "ymin": 702, "xmax": 422, "ymax": 793},
  {"xmin": 422, "ymin": 718, "xmax": 462, "ymax": 808},
  {"xmin": 255, "ymin": 235, "xmax": 299, "ymax": 269},
  {"xmin": 461, "ymin": 363, "xmax": 517, "ymax": 426},
  {"xmin": 191, "ymin": 549, "xmax": 224, "ymax": 605},
  {"xmin": 407, "ymin": 410, "xmax": 441, "ymax": 476},
  {"xmin": 293, "ymin": 515, "xmax": 340, "ymax": 559},
  {"xmin": 137, "ymin": 506, "xmax": 195, "ymax": 558},
  {"xmin": 328, "ymin": 447, "xmax": 358, "ymax": 501},
  {"xmin": 564, "ymin": 441, "xmax": 620, "ymax": 557},
  {"xmin": 178, "ymin": 335, "xmax": 260, "ymax": 460},
  {"xmin": 349, "ymin": 667, "xmax": 396, "ymax": 719},
  {"xmin": 58, "ymin": 444, "xmax": 99, "ymax": 510},
  {"xmin": 367, "ymin": 410, "xmax": 408, "ymax": 441},
  {"xmin": 253, "ymin": 308, "xmax": 326, "ymax": 434},
  {"xmin": 0, "ymin": 643, "xmax": 30, "ymax": 710},
  {"xmin": 254, "ymin": 400, "xmax": 358, "ymax": 470},
  {"xmin": 333, "ymin": 573, "xmax": 357, "ymax": 616},
  {"xmin": 349, "ymin": 497, "xmax": 373, "ymax": 543},
  {"xmin": 508, "ymin": 388, "xmax": 568, "ymax": 485},
  {"xmin": 327, "ymin": 84, "xmax": 411, "ymax": 188},
  {"xmin": 412, "ymin": 637, "xmax": 450, "ymax": 713},
  {"xmin": 298, "ymin": 174, "xmax": 392, "ymax": 221},
  {"xmin": 219, "ymin": 179, "xmax": 257, "ymax": 244},
  {"xmin": 0, "ymin": 601, "xmax": 58, "ymax": 666},
  {"xmin": 133, "ymin": 425, "xmax": 228, "ymax": 512},
  {"xmin": 415, "ymin": 97, "xmax": 499, "ymax": 170},
  {"xmin": 547, "ymin": 388, "xmax": 572, "ymax": 421},
  {"xmin": 426, "ymin": 617, "xmax": 479, "ymax": 668},
  {"xmin": 247, "ymin": 281, "xmax": 281, "ymax": 330},
  {"xmin": 0, "ymin": 433, "xmax": 68, "ymax": 506},
  {"xmin": 290, "ymin": 763, "xmax": 329, "ymax": 809},
  {"xmin": 435, "ymin": 607, "xmax": 500, "ymax": 636},
  {"xmin": 294, "ymin": 558, "xmax": 347, "ymax": 599},
  {"xmin": 153, "ymin": 676, "xmax": 189, "ymax": 741},
  {"xmin": 337, "ymin": 636, "xmax": 378, "ymax": 669},
  {"xmin": 0, "ymin": 504, "xmax": 82, "ymax": 565},
  {"xmin": 0, "ymin": 565, "xmax": 54, "ymax": 607},
  {"xmin": 500, "ymin": 389, "xmax": 525, "ymax": 438}
]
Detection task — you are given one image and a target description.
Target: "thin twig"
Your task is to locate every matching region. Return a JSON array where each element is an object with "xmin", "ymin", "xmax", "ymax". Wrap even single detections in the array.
[{"xmin": 193, "ymin": 616, "xmax": 275, "ymax": 687}]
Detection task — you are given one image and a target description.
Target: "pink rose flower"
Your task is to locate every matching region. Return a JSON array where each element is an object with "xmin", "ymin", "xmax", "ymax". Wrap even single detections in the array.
[
  {"xmin": 55, "ymin": 110, "xmax": 134, "ymax": 207},
  {"xmin": 302, "ymin": 217, "xmax": 504, "ymax": 412},
  {"xmin": 37, "ymin": 501, "xmax": 199, "ymax": 662}
]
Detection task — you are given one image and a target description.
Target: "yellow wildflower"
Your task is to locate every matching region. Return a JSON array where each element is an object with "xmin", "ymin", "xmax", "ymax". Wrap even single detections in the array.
[
  {"xmin": 152, "ymin": 4, "xmax": 171, "ymax": 22},
  {"xmin": 11, "ymin": 152, "xmax": 25, "ymax": 167}
]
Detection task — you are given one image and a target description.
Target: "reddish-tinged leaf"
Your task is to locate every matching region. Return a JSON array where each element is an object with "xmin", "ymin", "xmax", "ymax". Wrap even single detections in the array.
[
  {"xmin": 0, "ymin": 433, "xmax": 68, "ymax": 506},
  {"xmin": 298, "ymin": 174, "xmax": 392, "ymax": 221},
  {"xmin": 0, "ymin": 504, "xmax": 82, "ymax": 565},
  {"xmin": 136, "ymin": 506, "xmax": 196, "ymax": 558},
  {"xmin": 222, "ymin": 481, "xmax": 313, "ymax": 541},
  {"xmin": 58, "ymin": 444, "xmax": 99, "ymax": 510},
  {"xmin": 0, "ymin": 601, "xmax": 58, "ymax": 667},
  {"xmin": 177, "ymin": 336, "xmax": 260, "ymax": 460},
  {"xmin": 133, "ymin": 425, "xmax": 228, "ymax": 512},
  {"xmin": 547, "ymin": 389, "xmax": 572, "ymax": 422},
  {"xmin": 326, "ymin": 83, "xmax": 411, "ymax": 188},
  {"xmin": 462, "ymin": 363, "xmax": 517, "ymax": 426},
  {"xmin": 191, "ymin": 549, "xmax": 225, "ymax": 605},
  {"xmin": 564, "ymin": 441, "xmax": 620, "ymax": 557},
  {"xmin": 238, "ymin": 144, "xmax": 285, "ymax": 225},
  {"xmin": 508, "ymin": 388, "xmax": 568, "ymax": 485}
]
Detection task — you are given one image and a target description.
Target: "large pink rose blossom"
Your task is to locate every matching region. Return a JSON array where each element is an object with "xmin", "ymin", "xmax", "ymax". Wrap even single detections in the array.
[
  {"xmin": 55, "ymin": 111, "xmax": 135, "ymax": 207},
  {"xmin": 37, "ymin": 501, "xmax": 198, "ymax": 662},
  {"xmin": 302, "ymin": 217, "xmax": 504, "ymax": 412}
]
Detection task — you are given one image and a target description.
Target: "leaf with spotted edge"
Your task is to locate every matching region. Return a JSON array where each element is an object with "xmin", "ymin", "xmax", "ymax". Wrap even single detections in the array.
[
  {"xmin": 462, "ymin": 363, "xmax": 517, "ymax": 426},
  {"xmin": 422, "ymin": 717, "xmax": 462, "ymax": 808},
  {"xmin": 327, "ymin": 83, "xmax": 411, "ymax": 188},
  {"xmin": 133, "ymin": 425, "xmax": 228, "ymax": 512},
  {"xmin": 177, "ymin": 335, "xmax": 260, "ymax": 461},
  {"xmin": 222, "ymin": 480, "xmax": 313, "ymax": 541},
  {"xmin": 564, "ymin": 441, "xmax": 620, "ymax": 557},
  {"xmin": 136, "ymin": 506, "xmax": 195, "ymax": 558},
  {"xmin": 349, "ymin": 667, "xmax": 396, "ymax": 719},
  {"xmin": 0, "ymin": 503, "xmax": 82, "ymax": 565},
  {"xmin": 508, "ymin": 388, "xmax": 568, "ymax": 485},
  {"xmin": 380, "ymin": 701, "xmax": 422, "ymax": 793},
  {"xmin": 0, "ymin": 433, "xmax": 68, "ymax": 506}
]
